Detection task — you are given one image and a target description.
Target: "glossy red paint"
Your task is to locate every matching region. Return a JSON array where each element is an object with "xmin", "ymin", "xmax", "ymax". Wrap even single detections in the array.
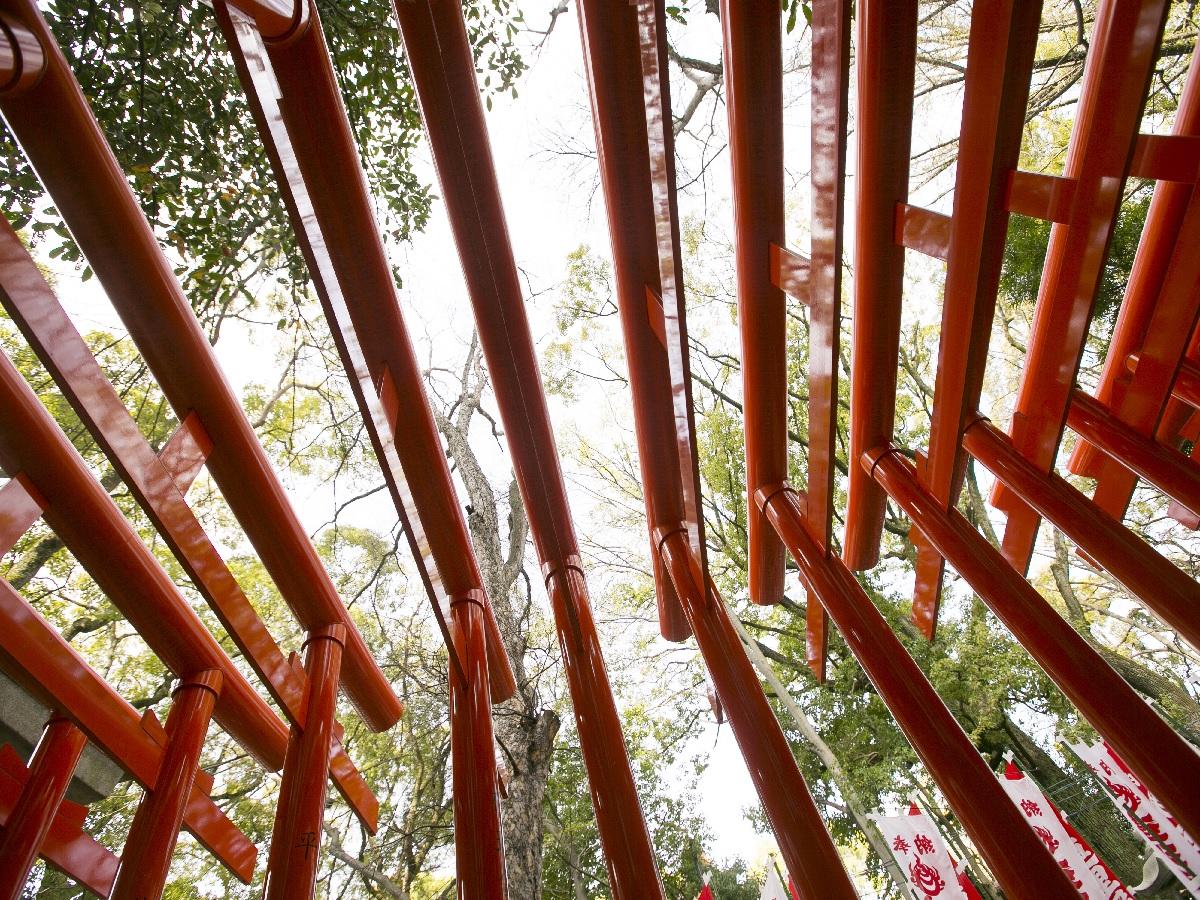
[
  {"xmin": 993, "ymin": 0, "xmax": 1171, "ymax": 571},
  {"xmin": 0, "ymin": 579, "xmax": 256, "ymax": 881},
  {"xmin": 910, "ymin": 0, "xmax": 1043, "ymax": 636},
  {"xmin": 576, "ymin": 0, "xmax": 690, "ymax": 646},
  {"xmin": 656, "ymin": 529, "xmax": 856, "ymax": 900},
  {"xmin": 214, "ymin": 0, "xmax": 515, "ymax": 705},
  {"xmin": 721, "ymin": 0, "xmax": 787, "ymax": 610},
  {"xmin": 0, "ymin": 12, "xmax": 40, "ymax": 95},
  {"xmin": 0, "ymin": 474, "xmax": 42, "ymax": 557},
  {"xmin": 0, "ymin": 0, "xmax": 401, "ymax": 732},
  {"xmin": 758, "ymin": 485, "xmax": 1078, "ymax": 899},
  {"xmin": 805, "ymin": 0, "xmax": 850, "ymax": 679},
  {"xmin": 0, "ymin": 219, "xmax": 378, "ymax": 829},
  {"xmin": 1068, "ymin": 48, "xmax": 1200, "ymax": 487},
  {"xmin": 1171, "ymin": 357, "xmax": 1200, "ymax": 411},
  {"xmin": 227, "ymin": 0, "xmax": 306, "ymax": 42},
  {"xmin": 113, "ymin": 671, "xmax": 223, "ymax": 900},
  {"xmin": 396, "ymin": 3, "xmax": 664, "ymax": 895},
  {"xmin": 0, "ymin": 745, "xmax": 117, "ymax": 897},
  {"xmin": 0, "ymin": 717, "xmax": 87, "ymax": 898},
  {"xmin": 0, "ymin": 348, "xmax": 287, "ymax": 769},
  {"xmin": 264, "ymin": 626, "xmax": 344, "ymax": 900},
  {"xmin": 964, "ymin": 415, "xmax": 1200, "ymax": 650},
  {"xmin": 631, "ymin": 0, "xmax": 710, "ymax": 592},
  {"xmin": 448, "ymin": 595, "xmax": 507, "ymax": 897},
  {"xmin": 843, "ymin": 0, "xmax": 918, "ymax": 572},
  {"xmin": 1068, "ymin": 391, "xmax": 1200, "ymax": 525},
  {"xmin": 868, "ymin": 447, "xmax": 1200, "ymax": 841}
]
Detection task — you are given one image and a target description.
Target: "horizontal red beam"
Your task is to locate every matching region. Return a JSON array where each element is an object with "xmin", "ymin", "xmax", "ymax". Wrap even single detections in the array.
[
  {"xmin": 1130, "ymin": 132, "xmax": 1200, "ymax": 182},
  {"xmin": 963, "ymin": 415, "xmax": 1200, "ymax": 649},
  {"xmin": 895, "ymin": 204, "xmax": 950, "ymax": 260},
  {"xmin": 994, "ymin": 0, "xmax": 1171, "ymax": 570},
  {"xmin": 1006, "ymin": 171, "xmax": 1076, "ymax": 223},
  {"xmin": 0, "ymin": 0, "xmax": 401, "ymax": 731},
  {"xmin": 1068, "ymin": 391, "xmax": 1200, "ymax": 523},
  {"xmin": 1172, "ymin": 358, "xmax": 1200, "ymax": 410},
  {"xmin": 0, "ymin": 347, "xmax": 287, "ymax": 770},
  {"xmin": 768, "ymin": 243, "xmax": 810, "ymax": 303},
  {"xmin": 0, "ymin": 475, "xmax": 43, "ymax": 556},
  {"xmin": 0, "ymin": 220, "xmax": 377, "ymax": 829}
]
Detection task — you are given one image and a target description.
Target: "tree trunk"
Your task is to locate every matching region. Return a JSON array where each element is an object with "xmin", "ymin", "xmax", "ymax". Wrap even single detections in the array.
[{"xmin": 435, "ymin": 341, "xmax": 558, "ymax": 899}]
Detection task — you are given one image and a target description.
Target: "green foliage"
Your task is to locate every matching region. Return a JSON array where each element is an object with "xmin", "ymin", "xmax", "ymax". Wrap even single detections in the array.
[
  {"xmin": 542, "ymin": 708, "xmax": 759, "ymax": 899},
  {"xmin": 999, "ymin": 191, "xmax": 1152, "ymax": 333},
  {"xmin": 1, "ymin": 0, "xmax": 524, "ymax": 329}
]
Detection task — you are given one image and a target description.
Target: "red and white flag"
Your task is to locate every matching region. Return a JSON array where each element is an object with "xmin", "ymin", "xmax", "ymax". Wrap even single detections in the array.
[
  {"xmin": 697, "ymin": 884, "xmax": 714, "ymax": 900},
  {"xmin": 873, "ymin": 808, "xmax": 968, "ymax": 899},
  {"xmin": 1000, "ymin": 760, "xmax": 1133, "ymax": 899},
  {"xmin": 1070, "ymin": 740, "xmax": 1200, "ymax": 897}
]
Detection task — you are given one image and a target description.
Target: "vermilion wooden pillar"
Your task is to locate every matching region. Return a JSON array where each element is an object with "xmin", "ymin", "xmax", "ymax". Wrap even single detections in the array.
[
  {"xmin": 0, "ymin": 716, "xmax": 87, "ymax": 898},
  {"xmin": 112, "ymin": 670, "xmax": 223, "ymax": 900},
  {"xmin": 867, "ymin": 446, "xmax": 1200, "ymax": 841},
  {"xmin": 264, "ymin": 625, "xmax": 345, "ymax": 900},
  {"xmin": 655, "ymin": 529, "xmax": 857, "ymax": 900}
]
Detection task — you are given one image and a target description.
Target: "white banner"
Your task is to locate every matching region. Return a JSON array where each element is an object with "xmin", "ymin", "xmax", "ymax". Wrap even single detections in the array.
[
  {"xmin": 1071, "ymin": 740, "xmax": 1200, "ymax": 897},
  {"xmin": 759, "ymin": 864, "xmax": 791, "ymax": 900},
  {"xmin": 1000, "ymin": 761, "xmax": 1132, "ymax": 899},
  {"xmin": 872, "ymin": 810, "xmax": 968, "ymax": 900}
]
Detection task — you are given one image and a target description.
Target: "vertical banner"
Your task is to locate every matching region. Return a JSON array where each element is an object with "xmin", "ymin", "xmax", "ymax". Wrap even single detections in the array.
[
  {"xmin": 873, "ymin": 809, "xmax": 969, "ymax": 899},
  {"xmin": 1000, "ymin": 760, "xmax": 1133, "ymax": 899},
  {"xmin": 760, "ymin": 863, "xmax": 791, "ymax": 900},
  {"xmin": 1071, "ymin": 740, "xmax": 1200, "ymax": 896}
]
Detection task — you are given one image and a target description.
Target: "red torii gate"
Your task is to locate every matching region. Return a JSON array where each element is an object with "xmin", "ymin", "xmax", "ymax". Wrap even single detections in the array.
[{"xmin": 0, "ymin": 0, "xmax": 1196, "ymax": 897}]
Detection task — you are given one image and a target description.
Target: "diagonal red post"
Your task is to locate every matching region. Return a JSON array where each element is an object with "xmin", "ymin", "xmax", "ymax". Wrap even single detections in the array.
[
  {"xmin": 867, "ymin": 446, "xmax": 1200, "ymax": 841},
  {"xmin": 0, "ymin": 716, "xmax": 87, "ymax": 899},
  {"xmin": 720, "ymin": 0, "xmax": 787, "ymax": 610},
  {"xmin": 112, "ymin": 670, "xmax": 223, "ymax": 900},
  {"xmin": 394, "ymin": 2, "xmax": 665, "ymax": 895},
  {"xmin": 448, "ymin": 592, "xmax": 506, "ymax": 897},
  {"xmin": 759, "ymin": 485, "xmax": 1089, "ymax": 899},
  {"xmin": 264, "ymin": 625, "xmax": 345, "ymax": 900},
  {"xmin": 842, "ymin": 0, "xmax": 918, "ymax": 571},
  {"xmin": 656, "ymin": 528, "xmax": 857, "ymax": 900}
]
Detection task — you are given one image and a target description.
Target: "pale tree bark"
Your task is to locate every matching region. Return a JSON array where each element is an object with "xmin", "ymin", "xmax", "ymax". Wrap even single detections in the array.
[{"xmin": 432, "ymin": 338, "xmax": 560, "ymax": 899}]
